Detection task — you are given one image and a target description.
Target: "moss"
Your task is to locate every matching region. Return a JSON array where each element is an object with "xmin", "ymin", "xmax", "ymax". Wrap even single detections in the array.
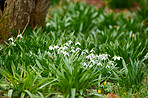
[{"xmin": 0, "ymin": 14, "xmax": 10, "ymax": 44}]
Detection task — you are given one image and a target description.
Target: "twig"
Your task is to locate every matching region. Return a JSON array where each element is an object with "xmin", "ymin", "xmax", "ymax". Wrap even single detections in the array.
[
  {"xmin": 0, "ymin": 12, "xmax": 30, "ymax": 53},
  {"xmin": 14, "ymin": 29, "xmax": 20, "ymax": 42},
  {"xmin": 21, "ymin": 12, "xmax": 30, "ymax": 36}
]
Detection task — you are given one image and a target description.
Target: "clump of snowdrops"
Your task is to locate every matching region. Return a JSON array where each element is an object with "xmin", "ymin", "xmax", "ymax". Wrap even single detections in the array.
[{"xmin": 45, "ymin": 40, "xmax": 121, "ymax": 97}]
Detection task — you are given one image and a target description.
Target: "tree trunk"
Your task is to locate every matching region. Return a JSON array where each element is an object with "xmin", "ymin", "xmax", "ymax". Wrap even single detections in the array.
[{"xmin": 0, "ymin": 0, "xmax": 50, "ymax": 43}]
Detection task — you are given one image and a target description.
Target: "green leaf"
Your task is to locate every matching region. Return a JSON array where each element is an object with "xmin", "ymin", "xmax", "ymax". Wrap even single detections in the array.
[
  {"xmin": 122, "ymin": 59, "xmax": 128, "ymax": 75},
  {"xmin": 71, "ymin": 88, "xmax": 76, "ymax": 98},
  {"xmin": 35, "ymin": 59, "xmax": 43, "ymax": 69},
  {"xmin": 24, "ymin": 90, "xmax": 34, "ymax": 98},
  {"xmin": 20, "ymin": 92, "xmax": 25, "ymax": 98},
  {"xmin": 8, "ymin": 89, "xmax": 13, "ymax": 98},
  {"xmin": 37, "ymin": 91, "xmax": 44, "ymax": 98}
]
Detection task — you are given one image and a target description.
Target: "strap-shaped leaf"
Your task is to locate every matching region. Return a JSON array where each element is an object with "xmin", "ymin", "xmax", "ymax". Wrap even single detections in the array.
[
  {"xmin": 122, "ymin": 59, "xmax": 128, "ymax": 75},
  {"xmin": 8, "ymin": 89, "xmax": 13, "ymax": 98}
]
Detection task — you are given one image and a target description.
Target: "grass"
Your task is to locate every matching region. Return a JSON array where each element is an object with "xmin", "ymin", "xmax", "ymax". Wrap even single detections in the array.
[{"xmin": 0, "ymin": 1, "xmax": 148, "ymax": 98}]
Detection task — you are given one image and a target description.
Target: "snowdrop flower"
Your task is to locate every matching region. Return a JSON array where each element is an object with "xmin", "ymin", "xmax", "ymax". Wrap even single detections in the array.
[
  {"xmin": 63, "ymin": 51, "xmax": 69, "ymax": 56},
  {"xmin": 97, "ymin": 62, "xmax": 102, "ymax": 66},
  {"xmin": 113, "ymin": 56, "xmax": 121, "ymax": 60},
  {"xmin": 89, "ymin": 64, "xmax": 93, "ymax": 67},
  {"xmin": 144, "ymin": 53, "xmax": 148, "ymax": 59},
  {"xmin": 109, "ymin": 25, "xmax": 112, "ymax": 29},
  {"xmin": 82, "ymin": 51, "xmax": 86, "ymax": 55},
  {"xmin": 71, "ymin": 47, "xmax": 74, "ymax": 49},
  {"xmin": 54, "ymin": 45, "xmax": 59, "ymax": 49},
  {"xmin": 46, "ymin": 23, "xmax": 50, "ymax": 27},
  {"xmin": 58, "ymin": 46, "xmax": 67, "ymax": 51},
  {"xmin": 83, "ymin": 62, "xmax": 87, "ymax": 66},
  {"xmin": 68, "ymin": 40, "xmax": 73, "ymax": 44},
  {"xmin": 76, "ymin": 47, "xmax": 81, "ymax": 51},
  {"xmin": 17, "ymin": 34, "xmax": 23, "ymax": 38},
  {"xmin": 63, "ymin": 46, "xmax": 68, "ymax": 50},
  {"xmin": 70, "ymin": 49, "xmax": 75, "ymax": 53},
  {"xmin": 60, "ymin": 50, "xmax": 64, "ymax": 54},
  {"xmin": 49, "ymin": 46, "xmax": 54, "ymax": 50},
  {"xmin": 101, "ymin": 56, "xmax": 107, "ymax": 60},
  {"xmin": 91, "ymin": 53, "xmax": 95, "ymax": 58},
  {"xmin": 98, "ymin": 54, "xmax": 110, "ymax": 60},
  {"xmin": 47, "ymin": 52, "xmax": 51, "ymax": 55},
  {"xmin": 90, "ymin": 60, "xmax": 95, "ymax": 65},
  {"xmin": 86, "ymin": 55, "xmax": 91, "ymax": 59},
  {"xmin": 64, "ymin": 43, "xmax": 69, "ymax": 46},
  {"xmin": 83, "ymin": 49, "xmax": 89, "ymax": 53},
  {"xmin": 75, "ymin": 42, "xmax": 81, "ymax": 46},
  {"xmin": 106, "ymin": 65, "xmax": 110, "ymax": 68},
  {"xmin": 8, "ymin": 37, "xmax": 14, "ymax": 41},
  {"xmin": 108, "ymin": 61, "xmax": 114, "ymax": 66},
  {"xmin": 11, "ymin": 42, "xmax": 16, "ymax": 46},
  {"xmin": 90, "ymin": 49, "xmax": 95, "ymax": 53}
]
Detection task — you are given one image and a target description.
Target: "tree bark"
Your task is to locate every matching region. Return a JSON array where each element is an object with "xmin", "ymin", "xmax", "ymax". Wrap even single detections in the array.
[{"xmin": 0, "ymin": 0, "xmax": 50, "ymax": 43}]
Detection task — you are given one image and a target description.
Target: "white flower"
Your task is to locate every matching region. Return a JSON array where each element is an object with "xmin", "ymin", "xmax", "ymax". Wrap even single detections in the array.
[
  {"xmin": 144, "ymin": 53, "xmax": 148, "ymax": 59},
  {"xmin": 102, "ymin": 56, "xmax": 106, "ymax": 60},
  {"xmin": 113, "ymin": 56, "xmax": 121, "ymax": 60},
  {"xmin": 86, "ymin": 55, "xmax": 91, "ymax": 59},
  {"xmin": 17, "ymin": 34, "xmax": 23, "ymax": 38},
  {"xmin": 90, "ymin": 49, "xmax": 95, "ymax": 53},
  {"xmin": 82, "ymin": 51, "xmax": 86, "ymax": 55},
  {"xmin": 58, "ymin": 46, "xmax": 67, "ymax": 51},
  {"xmin": 90, "ymin": 60, "xmax": 95, "ymax": 65},
  {"xmin": 86, "ymin": 54, "xmax": 96, "ymax": 60},
  {"xmin": 64, "ymin": 43, "xmax": 69, "ymax": 46},
  {"xmin": 8, "ymin": 37, "xmax": 14, "ymax": 41},
  {"xmin": 83, "ymin": 62, "xmax": 87, "ymax": 66},
  {"xmin": 62, "ymin": 51, "xmax": 69, "ymax": 56},
  {"xmin": 91, "ymin": 53, "xmax": 95, "ymax": 58},
  {"xmin": 11, "ymin": 42, "xmax": 16, "ymax": 46},
  {"xmin": 97, "ymin": 62, "xmax": 102, "ymax": 66},
  {"xmin": 108, "ymin": 61, "xmax": 114, "ymax": 66},
  {"xmin": 70, "ymin": 49, "xmax": 75, "ymax": 53},
  {"xmin": 109, "ymin": 25, "xmax": 112, "ymax": 29},
  {"xmin": 60, "ymin": 50, "xmax": 64, "ymax": 54},
  {"xmin": 83, "ymin": 49, "xmax": 89, "ymax": 53},
  {"xmin": 97, "ymin": 54, "xmax": 110, "ymax": 60},
  {"xmin": 54, "ymin": 45, "xmax": 59, "ymax": 49},
  {"xmin": 49, "ymin": 46, "xmax": 54, "ymax": 50},
  {"xmin": 89, "ymin": 64, "xmax": 93, "ymax": 67},
  {"xmin": 63, "ymin": 46, "xmax": 68, "ymax": 50},
  {"xmin": 71, "ymin": 47, "xmax": 74, "ymax": 49},
  {"xmin": 47, "ymin": 52, "xmax": 51, "ymax": 55},
  {"xmin": 76, "ymin": 47, "xmax": 81, "ymax": 51},
  {"xmin": 46, "ymin": 23, "xmax": 50, "ymax": 27},
  {"xmin": 106, "ymin": 65, "xmax": 110, "ymax": 68},
  {"xmin": 75, "ymin": 42, "xmax": 81, "ymax": 46},
  {"xmin": 68, "ymin": 40, "xmax": 73, "ymax": 44}
]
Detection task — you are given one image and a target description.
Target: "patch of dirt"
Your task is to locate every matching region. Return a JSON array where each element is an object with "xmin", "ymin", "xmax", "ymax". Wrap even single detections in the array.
[{"xmin": 74, "ymin": 0, "xmax": 140, "ymax": 13}]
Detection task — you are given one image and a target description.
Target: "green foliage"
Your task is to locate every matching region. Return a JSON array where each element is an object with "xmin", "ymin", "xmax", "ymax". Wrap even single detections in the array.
[
  {"xmin": 107, "ymin": 0, "xmax": 136, "ymax": 9},
  {"xmin": 50, "ymin": 0, "xmax": 61, "ymax": 6},
  {"xmin": 112, "ymin": 58, "xmax": 146, "ymax": 93},
  {"xmin": 46, "ymin": 2, "xmax": 100, "ymax": 35},
  {"xmin": 0, "ymin": 1, "xmax": 148, "ymax": 97},
  {"xmin": 0, "ymin": 63, "xmax": 56, "ymax": 97}
]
